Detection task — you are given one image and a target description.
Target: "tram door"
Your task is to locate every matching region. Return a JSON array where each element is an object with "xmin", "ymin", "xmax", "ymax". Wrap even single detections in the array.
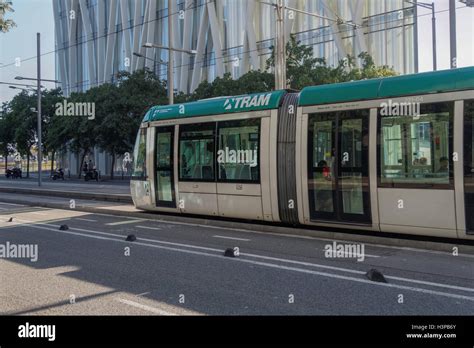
[
  {"xmin": 155, "ymin": 126, "xmax": 176, "ymax": 207},
  {"xmin": 308, "ymin": 110, "xmax": 371, "ymax": 223},
  {"xmin": 464, "ymin": 100, "xmax": 474, "ymax": 233}
]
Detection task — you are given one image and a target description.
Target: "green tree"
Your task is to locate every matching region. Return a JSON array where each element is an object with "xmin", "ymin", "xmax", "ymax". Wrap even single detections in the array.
[
  {"xmin": 0, "ymin": 104, "xmax": 15, "ymax": 172},
  {"xmin": 0, "ymin": 0, "xmax": 16, "ymax": 33},
  {"xmin": 6, "ymin": 91, "xmax": 37, "ymax": 177},
  {"xmin": 266, "ymin": 35, "xmax": 398, "ymax": 89},
  {"xmin": 64, "ymin": 90, "xmax": 98, "ymax": 178},
  {"xmin": 42, "ymin": 88, "xmax": 67, "ymax": 173},
  {"xmin": 189, "ymin": 70, "xmax": 274, "ymax": 101},
  {"xmin": 96, "ymin": 69, "xmax": 168, "ymax": 178}
]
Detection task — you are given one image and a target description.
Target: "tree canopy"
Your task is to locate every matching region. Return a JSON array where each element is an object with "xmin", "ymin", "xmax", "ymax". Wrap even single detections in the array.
[{"xmin": 0, "ymin": 0, "xmax": 16, "ymax": 33}]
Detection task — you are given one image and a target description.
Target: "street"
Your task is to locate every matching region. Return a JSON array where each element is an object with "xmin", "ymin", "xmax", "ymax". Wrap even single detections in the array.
[{"xmin": 1, "ymin": 197, "xmax": 473, "ymax": 316}]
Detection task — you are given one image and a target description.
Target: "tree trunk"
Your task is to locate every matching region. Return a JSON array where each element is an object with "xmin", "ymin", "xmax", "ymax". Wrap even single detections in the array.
[
  {"xmin": 4, "ymin": 152, "xmax": 7, "ymax": 172},
  {"xmin": 78, "ymin": 151, "xmax": 87, "ymax": 179},
  {"xmin": 110, "ymin": 152, "xmax": 115, "ymax": 180},
  {"xmin": 50, "ymin": 150, "xmax": 55, "ymax": 174}
]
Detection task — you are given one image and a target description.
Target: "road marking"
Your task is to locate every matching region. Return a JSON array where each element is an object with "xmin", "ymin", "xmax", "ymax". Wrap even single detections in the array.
[
  {"xmin": 106, "ymin": 219, "xmax": 146, "ymax": 226},
  {"xmin": 86, "ymin": 212, "xmax": 474, "ymax": 259},
  {"xmin": 136, "ymin": 292, "xmax": 151, "ymax": 297},
  {"xmin": 213, "ymin": 235, "xmax": 250, "ymax": 242},
  {"xmin": 16, "ymin": 219, "xmax": 474, "ymax": 298},
  {"xmin": 115, "ymin": 298, "xmax": 175, "ymax": 315},
  {"xmin": 76, "ymin": 218, "xmax": 98, "ymax": 222},
  {"xmin": 150, "ymin": 219, "xmax": 259, "ymax": 234},
  {"xmin": 316, "ymin": 248, "xmax": 380, "ymax": 258},
  {"xmin": 66, "ymin": 225, "xmax": 221, "ymax": 252},
  {"xmin": 136, "ymin": 225, "xmax": 162, "ymax": 231}
]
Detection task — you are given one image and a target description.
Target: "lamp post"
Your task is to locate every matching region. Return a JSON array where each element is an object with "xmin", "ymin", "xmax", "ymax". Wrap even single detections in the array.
[
  {"xmin": 142, "ymin": 1, "xmax": 196, "ymax": 105},
  {"xmin": 8, "ymin": 85, "xmax": 34, "ymax": 92},
  {"xmin": 0, "ymin": 81, "xmax": 44, "ymax": 88},
  {"xmin": 132, "ymin": 52, "xmax": 168, "ymax": 76},
  {"xmin": 406, "ymin": 1, "xmax": 437, "ymax": 71},
  {"xmin": 142, "ymin": 42, "xmax": 196, "ymax": 105},
  {"xmin": 14, "ymin": 33, "xmax": 60, "ymax": 187}
]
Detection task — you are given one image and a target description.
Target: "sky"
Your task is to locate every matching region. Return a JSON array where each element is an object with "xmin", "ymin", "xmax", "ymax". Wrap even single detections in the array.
[
  {"xmin": 0, "ymin": 0, "xmax": 473, "ymax": 105},
  {"xmin": 0, "ymin": 0, "xmax": 55, "ymax": 104}
]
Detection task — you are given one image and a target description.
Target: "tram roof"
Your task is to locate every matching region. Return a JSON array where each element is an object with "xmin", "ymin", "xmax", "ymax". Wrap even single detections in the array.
[
  {"xmin": 299, "ymin": 66, "xmax": 474, "ymax": 106},
  {"xmin": 143, "ymin": 90, "xmax": 287, "ymax": 122}
]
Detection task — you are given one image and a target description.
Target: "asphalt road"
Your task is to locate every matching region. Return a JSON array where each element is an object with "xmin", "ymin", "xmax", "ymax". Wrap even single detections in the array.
[{"xmin": 0, "ymin": 200, "xmax": 473, "ymax": 315}]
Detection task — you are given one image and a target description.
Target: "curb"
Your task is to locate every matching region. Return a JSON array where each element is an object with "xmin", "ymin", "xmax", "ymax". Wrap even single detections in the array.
[
  {"xmin": 0, "ymin": 187, "xmax": 132, "ymax": 203},
  {"xmin": 1, "ymin": 194, "xmax": 473, "ymax": 254}
]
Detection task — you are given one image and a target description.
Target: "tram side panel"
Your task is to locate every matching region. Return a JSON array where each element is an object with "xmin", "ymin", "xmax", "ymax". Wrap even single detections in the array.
[
  {"xmin": 377, "ymin": 95, "xmax": 459, "ymax": 239},
  {"xmin": 177, "ymin": 122, "xmax": 219, "ymax": 216},
  {"xmin": 172, "ymin": 112, "xmax": 274, "ymax": 221},
  {"xmin": 215, "ymin": 114, "xmax": 270, "ymax": 221}
]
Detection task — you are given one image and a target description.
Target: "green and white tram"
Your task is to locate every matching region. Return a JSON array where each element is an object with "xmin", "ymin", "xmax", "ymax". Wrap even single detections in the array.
[{"xmin": 131, "ymin": 67, "xmax": 474, "ymax": 240}]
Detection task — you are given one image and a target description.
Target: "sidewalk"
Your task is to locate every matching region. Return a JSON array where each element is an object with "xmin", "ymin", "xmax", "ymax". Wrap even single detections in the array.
[{"xmin": 0, "ymin": 177, "xmax": 131, "ymax": 203}]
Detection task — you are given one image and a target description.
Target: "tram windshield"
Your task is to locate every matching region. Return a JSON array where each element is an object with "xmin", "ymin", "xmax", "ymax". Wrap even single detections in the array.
[{"xmin": 132, "ymin": 128, "xmax": 147, "ymax": 179}]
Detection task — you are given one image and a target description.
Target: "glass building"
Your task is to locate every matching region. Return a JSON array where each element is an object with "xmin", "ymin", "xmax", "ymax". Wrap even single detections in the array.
[{"xmin": 52, "ymin": 0, "xmax": 416, "ymax": 176}]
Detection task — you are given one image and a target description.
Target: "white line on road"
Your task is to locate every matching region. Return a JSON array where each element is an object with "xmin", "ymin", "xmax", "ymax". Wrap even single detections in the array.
[
  {"xmin": 213, "ymin": 235, "xmax": 250, "ymax": 242},
  {"xmin": 16, "ymin": 220, "xmax": 474, "ymax": 299},
  {"xmin": 136, "ymin": 225, "xmax": 162, "ymax": 231},
  {"xmin": 26, "ymin": 222, "xmax": 222, "ymax": 253},
  {"xmin": 76, "ymin": 218, "xmax": 98, "ymax": 222},
  {"xmin": 115, "ymin": 298, "xmax": 175, "ymax": 315},
  {"xmin": 87, "ymin": 212, "xmax": 474, "ymax": 259},
  {"xmin": 316, "ymin": 248, "xmax": 380, "ymax": 258},
  {"xmin": 106, "ymin": 219, "xmax": 146, "ymax": 226},
  {"xmin": 136, "ymin": 292, "xmax": 151, "ymax": 297},
  {"xmin": 17, "ymin": 219, "xmax": 474, "ymax": 293}
]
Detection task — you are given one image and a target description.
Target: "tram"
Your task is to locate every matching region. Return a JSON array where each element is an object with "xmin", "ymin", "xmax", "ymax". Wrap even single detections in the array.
[{"xmin": 130, "ymin": 67, "xmax": 474, "ymax": 240}]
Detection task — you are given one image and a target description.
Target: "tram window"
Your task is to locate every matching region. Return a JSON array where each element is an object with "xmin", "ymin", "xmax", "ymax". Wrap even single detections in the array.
[
  {"xmin": 179, "ymin": 123, "xmax": 215, "ymax": 181},
  {"xmin": 217, "ymin": 118, "xmax": 260, "ymax": 182},
  {"xmin": 131, "ymin": 128, "xmax": 147, "ymax": 179},
  {"xmin": 378, "ymin": 102, "xmax": 453, "ymax": 187}
]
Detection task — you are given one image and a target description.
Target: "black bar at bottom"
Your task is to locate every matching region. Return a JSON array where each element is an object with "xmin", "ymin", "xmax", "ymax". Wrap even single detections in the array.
[{"xmin": 0, "ymin": 316, "xmax": 472, "ymax": 346}]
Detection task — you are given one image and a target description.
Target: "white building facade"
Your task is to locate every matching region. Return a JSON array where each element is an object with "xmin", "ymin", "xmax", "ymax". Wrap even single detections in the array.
[{"xmin": 53, "ymin": 0, "xmax": 416, "ymax": 176}]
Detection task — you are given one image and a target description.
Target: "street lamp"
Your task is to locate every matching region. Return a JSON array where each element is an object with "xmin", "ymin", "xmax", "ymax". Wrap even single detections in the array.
[
  {"xmin": 142, "ymin": 43, "xmax": 196, "ymax": 105},
  {"xmin": 0, "ymin": 81, "xmax": 44, "ymax": 88},
  {"xmin": 15, "ymin": 76, "xmax": 59, "ymax": 83},
  {"xmin": 9, "ymin": 85, "xmax": 35, "ymax": 92},
  {"xmin": 142, "ymin": 43, "xmax": 197, "ymax": 55},
  {"xmin": 133, "ymin": 52, "xmax": 168, "ymax": 69},
  {"xmin": 14, "ymin": 33, "xmax": 61, "ymax": 187},
  {"xmin": 133, "ymin": 52, "xmax": 168, "ymax": 80},
  {"xmin": 142, "ymin": 1, "xmax": 196, "ymax": 105},
  {"xmin": 405, "ymin": 1, "xmax": 437, "ymax": 71}
]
